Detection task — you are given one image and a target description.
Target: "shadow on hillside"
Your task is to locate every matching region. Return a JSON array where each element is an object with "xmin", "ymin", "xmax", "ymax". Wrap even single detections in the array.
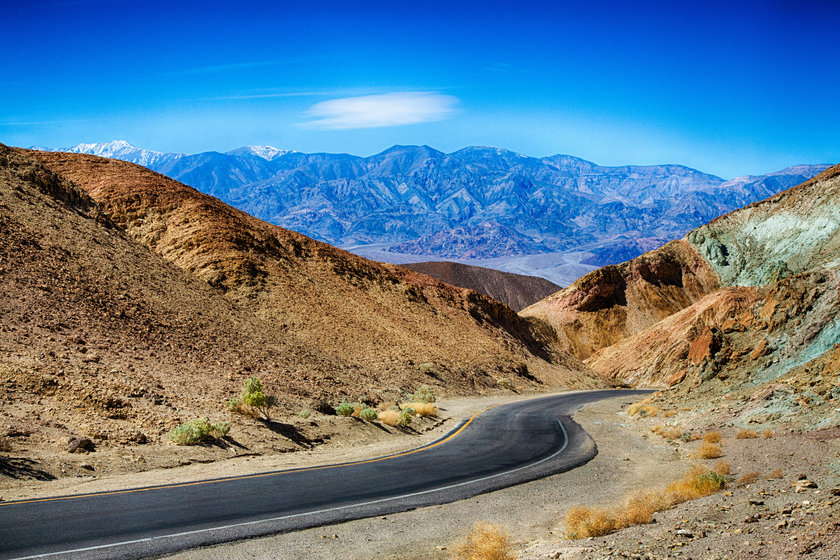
[
  {"xmin": 261, "ymin": 420, "xmax": 316, "ymax": 448},
  {"xmin": 0, "ymin": 456, "xmax": 57, "ymax": 481}
]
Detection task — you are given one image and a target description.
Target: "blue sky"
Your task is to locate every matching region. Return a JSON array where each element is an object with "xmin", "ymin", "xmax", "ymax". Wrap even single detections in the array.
[{"xmin": 2, "ymin": 0, "xmax": 838, "ymax": 178}]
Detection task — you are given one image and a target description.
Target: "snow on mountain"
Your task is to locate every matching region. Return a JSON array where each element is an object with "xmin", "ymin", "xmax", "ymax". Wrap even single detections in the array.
[
  {"xmin": 225, "ymin": 145, "xmax": 293, "ymax": 160},
  {"xmin": 42, "ymin": 141, "xmax": 830, "ymax": 273},
  {"xmin": 55, "ymin": 140, "xmax": 184, "ymax": 168}
]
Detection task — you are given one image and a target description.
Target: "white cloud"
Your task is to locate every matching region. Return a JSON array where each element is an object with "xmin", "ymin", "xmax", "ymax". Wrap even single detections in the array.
[{"xmin": 300, "ymin": 92, "xmax": 459, "ymax": 130}]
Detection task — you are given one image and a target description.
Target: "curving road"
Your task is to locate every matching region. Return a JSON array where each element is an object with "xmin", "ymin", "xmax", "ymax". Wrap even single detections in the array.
[{"xmin": 0, "ymin": 389, "xmax": 648, "ymax": 560}]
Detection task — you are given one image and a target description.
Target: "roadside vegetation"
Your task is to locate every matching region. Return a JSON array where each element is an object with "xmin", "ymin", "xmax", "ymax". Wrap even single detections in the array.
[
  {"xmin": 167, "ymin": 418, "xmax": 230, "ymax": 445},
  {"xmin": 226, "ymin": 376, "xmax": 277, "ymax": 421},
  {"xmin": 452, "ymin": 522, "xmax": 515, "ymax": 560},
  {"xmin": 564, "ymin": 464, "xmax": 729, "ymax": 539},
  {"xmin": 330, "ymin": 386, "xmax": 438, "ymax": 427}
]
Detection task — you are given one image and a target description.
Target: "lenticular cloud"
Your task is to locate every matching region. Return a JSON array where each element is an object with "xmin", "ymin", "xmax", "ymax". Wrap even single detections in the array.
[{"xmin": 301, "ymin": 91, "xmax": 459, "ymax": 130}]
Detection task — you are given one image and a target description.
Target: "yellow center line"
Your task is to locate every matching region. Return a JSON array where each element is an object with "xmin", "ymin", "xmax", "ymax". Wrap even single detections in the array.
[{"xmin": 1, "ymin": 402, "xmax": 504, "ymax": 508}]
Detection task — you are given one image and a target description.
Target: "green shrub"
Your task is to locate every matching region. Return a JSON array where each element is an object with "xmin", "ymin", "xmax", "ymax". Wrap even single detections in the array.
[
  {"xmin": 210, "ymin": 421, "xmax": 230, "ymax": 438},
  {"xmin": 359, "ymin": 407, "xmax": 378, "ymax": 422},
  {"xmin": 228, "ymin": 377, "xmax": 276, "ymax": 421},
  {"xmin": 497, "ymin": 378, "xmax": 515, "ymax": 390},
  {"xmin": 168, "ymin": 418, "xmax": 212, "ymax": 445},
  {"xmin": 409, "ymin": 385, "xmax": 436, "ymax": 403},
  {"xmin": 335, "ymin": 401, "xmax": 355, "ymax": 417},
  {"xmin": 298, "ymin": 408, "xmax": 311, "ymax": 419},
  {"xmin": 399, "ymin": 408, "xmax": 414, "ymax": 426}
]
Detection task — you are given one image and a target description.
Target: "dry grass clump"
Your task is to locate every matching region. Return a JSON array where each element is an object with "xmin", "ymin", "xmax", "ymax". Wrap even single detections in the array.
[
  {"xmin": 713, "ymin": 460, "xmax": 731, "ymax": 475},
  {"xmin": 702, "ymin": 431, "xmax": 722, "ymax": 443},
  {"xmin": 402, "ymin": 401, "xmax": 438, "ymax": 417},
  {"xmin": 651, "ymin": 425, "xmax": 683, "ymax": 440},
  {"xmin": 736, "ymin": 429, "xmax": 759, "ymax": 439},
  {"xmin": 662, "ymin": 410, "xmax": 677, "ymax": 418},
  {"xmin": 692, "ymin": 442, "xmax": 723, "ymax": 459},
  {"xmin": 627, "ymin": 403, "xmax": 660, "ymax": 417},
  {"xmin": 452, "ymin": 522, "xmax": 514, "ymax": 560},
  {"xmin": 762, "ymin": 429, "xmax": 775, "ymax": 438},
  {"xmin": 377, "ymin": 410, "xmax": 402, "ymax": 427},
  {"xmin": 564, "ymin": 467, "xmax": 727, "ymax": 539},
  {"xmin": 767, "ymin": 469, "xmax": 784, "ymax": 480},
  {"xmin": 737, "ymin": 471, "xmax": 760, "ymax": 485},
  {"xmin": 0, "ymin": 436, "xmax": 11, "ymax": 452}
]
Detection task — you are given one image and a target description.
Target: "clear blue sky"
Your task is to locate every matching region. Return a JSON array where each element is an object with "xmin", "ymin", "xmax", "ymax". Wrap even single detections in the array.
[{"xmin": 2, "ymin": 0, "xmax": 838, "ymax": 178}]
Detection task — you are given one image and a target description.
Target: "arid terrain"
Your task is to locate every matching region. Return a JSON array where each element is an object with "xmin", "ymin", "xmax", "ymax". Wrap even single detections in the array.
[{"xmin": 2, "ymin": 143, "xmax": 838, "ymax": 559}]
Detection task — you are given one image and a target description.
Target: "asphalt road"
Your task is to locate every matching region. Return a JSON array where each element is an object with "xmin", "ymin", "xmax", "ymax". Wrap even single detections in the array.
[{"xmin": 0, "ymin": 389, "xmax": 648, "ymax": 560}]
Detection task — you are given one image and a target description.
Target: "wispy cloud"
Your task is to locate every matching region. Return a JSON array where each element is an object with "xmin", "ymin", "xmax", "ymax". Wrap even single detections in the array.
[{"xmin": 300, "ymin": 92, "xmax": 459, "ymax": 130}]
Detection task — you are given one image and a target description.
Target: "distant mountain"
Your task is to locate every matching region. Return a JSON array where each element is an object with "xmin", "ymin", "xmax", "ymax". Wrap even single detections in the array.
[
  {"xmin": 400, "ymin": 261, "xmax": 561, "ymax": 311},
  {"xmin": 41, "ymin": 142, "xmax": 830, "ymax": 273}
]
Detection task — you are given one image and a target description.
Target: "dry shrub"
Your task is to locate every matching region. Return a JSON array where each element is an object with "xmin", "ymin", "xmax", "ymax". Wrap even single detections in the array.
[
  {"xmin": 692, "ymin": 442, "xmax": 723, "ymax": 459},
  {"xmin": 767, "ymin": 469, "xmax": 784, "ymax": 480},
  {"xmin": 713, "ymin": 460, "xmax": 731, "ymax": 475},
  {"xmin": 377, "ymin": 410, "xmax": 402, "ymax": 426},
  {"xmin": 702, "ymin": 431, "xmax": 722, "ymax": 443},
  {"xmin": 627, "ymin": 398, "xmax": 653, "ymax": 415},
  {"xmin": 680, "ymin": 407, "xmax": 692, "ymax": 412},
  {"xmin": 651, "ymin": 425, "xmax": 683, "ymax": 440},
  {"xmin": 737, "ymin": 471, "xmax": 760, "ymax": 485},
  {"xmin": 565, "ymin": 468, "xmax": 727, "ymax": 539},
  {"xmin": 563, "ymin": 506, "xmax": 618, "ymax": 539},
  {"xmin": 665, "ymin": 467, "xmax": 727, "ymax": 502},
  {"xmin": 662, "ymin": 410, "xmax": 677, "ymax": 418},
  {"xmin": 402, "ymin": 401, "xmax": 438, "ymax": 417},
  {"xmin": 452, "ymin": 522, "xmax": 514, "ymax": 560},
  {"xmin": 0, "ymin": 436, "xmax": 10, "ymax": 452},
  {"xmin": 762, "ymin": 429, "xmax": 774, "ymax": 439},
  {"xmin": 736, "ymin": 429, "xmax": 759, "ymax": 439}
]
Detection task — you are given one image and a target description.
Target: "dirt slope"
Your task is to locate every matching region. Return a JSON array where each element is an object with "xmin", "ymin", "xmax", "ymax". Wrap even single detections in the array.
[{"xmin": 399, "ymin": 261, "xmax": 561, "ymax": 311}]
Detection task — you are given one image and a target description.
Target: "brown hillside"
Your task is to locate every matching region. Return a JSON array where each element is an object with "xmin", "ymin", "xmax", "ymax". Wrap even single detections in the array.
[
  {"xmin": 23, "ymin": 149, "xmax": 592, "ymax": 392},
  {"xmin": 399, "ymin": 261, "xmax": 561, "ymax": 311},
  {"xmin": 520, "ymin": 240, "xmax": 720, "ymax": 360}
]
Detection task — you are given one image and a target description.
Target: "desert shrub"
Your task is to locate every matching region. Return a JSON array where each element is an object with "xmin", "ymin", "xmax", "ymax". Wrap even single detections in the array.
[
  {"xmin": 210, "ymin": 421, "xmax": 230, "ymax": 438},
  {"xmin": 767, "ymin": 468, "xmax": 784, "ymax": 480},
  {"xmin": 168, "ymin": 418, "xmax": 213, "ymax": 445},
  {"xmin": 762, "ymin": 429, "xmax": 774, "ymax": 438},
  {"xmin": 335, "ymin": 401, "xmax": 355, "ymax": 417},
  {"xmin": 241, "ymin": 376, "xmax": 276, "ymax": 421},
  {"xmin": 359, "ymin": 407, "xmax": 378, "ymax": 422},
  {"xmin": 651, "ymin": 425, "xmax": 683, "ymax": 441},
  {"xmin": 702, "ymin": 431, "xmax": 722, "ymax": 443},
  {"xmin": 662, "ymin": 410, "xmax": 677, "ymax": 418},
  {"xmin": 680, "ymin": 431, "xmax": 700, "ymax": 442},
  {"xmin": 564, "ymin": 506, "xmax": 618, "ymax": 539},
  {"xmin": 403, "ymin": 402, "xmax": 438, "ymax": 417},
  {"xmin": 627, "ymin": 398, "xmax": 658, "ymax": 416},
  {"xmin": 453, "ymin": 522, "xmax": 515, "ymax": 560},
  {"xmin": 399, "ymin": 408, "xmax": 414, "ymax": 426},
  {"xmin": 496, "ymin": 378, "xmax": 515, "ymax": 390},
  {"xmin": 410, "ymin": 385, "xmax": 436, "ymax": 403},
  {"xmin": 0, "ymin": 436, "xmax": 10, "ymax": 452},
  {"xmin": 736, "ymin": 429, "xmax": 759, "ymax": 439},
  {"xmin": 377, "ymin": 410, "xmax": 401, "ymax": 426},
  {"xmin": 737, "ymin": 471, "xmax": 760, "ymax": 485},
  {"xmin": 298, "ymin": 408, "xmax": 311, "ymax": 419},
  {"xmin": 693, "ymin": 442, "xmax": 723, "ymax": 459},
  {"xmin": 713, "ymin": 460, "xmax": 731, "ymax": 475},
  {"xmin": 228, "ymin": 377, "xmax": 276, "ymax": 421},
  {"xmin": 418, "ymin": 363, "xmax": 436, "ymax": 375},
  {"xmin": 565, "ymin": 467, "xmax": 727, "ymax": 540}
]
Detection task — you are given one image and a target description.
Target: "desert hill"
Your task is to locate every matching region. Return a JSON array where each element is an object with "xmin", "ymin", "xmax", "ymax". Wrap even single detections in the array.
[
  {"xmin": 524, "ymin": 163, "xmax": 840, "ymax": 427},
  {"xmin": 1, "ymin": 144, "xmax": 598, "ymax": 480},
  {"xmin": 398, "ymin": 261, "xmax": 561, "ymax": 311},
  {"xmin": 22, "ymin": 148, "xmax": 591, "ymax": 392}
]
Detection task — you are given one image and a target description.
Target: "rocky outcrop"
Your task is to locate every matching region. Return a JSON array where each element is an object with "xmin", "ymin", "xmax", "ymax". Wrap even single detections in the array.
[{"xmin": 520, "ymin": 240, "xmax": 720, "ymax": 360}]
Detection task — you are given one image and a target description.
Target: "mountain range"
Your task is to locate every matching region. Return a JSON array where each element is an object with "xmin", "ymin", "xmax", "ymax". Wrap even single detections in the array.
[{"xmin": 42, "ymin": 141, "xmax": 830, "ymax": 284}]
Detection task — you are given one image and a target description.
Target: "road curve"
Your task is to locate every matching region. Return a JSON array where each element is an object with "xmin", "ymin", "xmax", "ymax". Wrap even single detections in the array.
[{"xmin": 0, "ymin": 389, "xmax": 648, "ymax": 560}]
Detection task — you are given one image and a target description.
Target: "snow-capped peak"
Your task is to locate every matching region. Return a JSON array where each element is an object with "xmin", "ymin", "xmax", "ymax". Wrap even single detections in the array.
[
  {"xmin": 55, "ymin": 141, "xmax": 184, "ymax": 167},
  {"xmin": 226, "ymin": 145, "xmax": 293, "ymax": 160}
]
